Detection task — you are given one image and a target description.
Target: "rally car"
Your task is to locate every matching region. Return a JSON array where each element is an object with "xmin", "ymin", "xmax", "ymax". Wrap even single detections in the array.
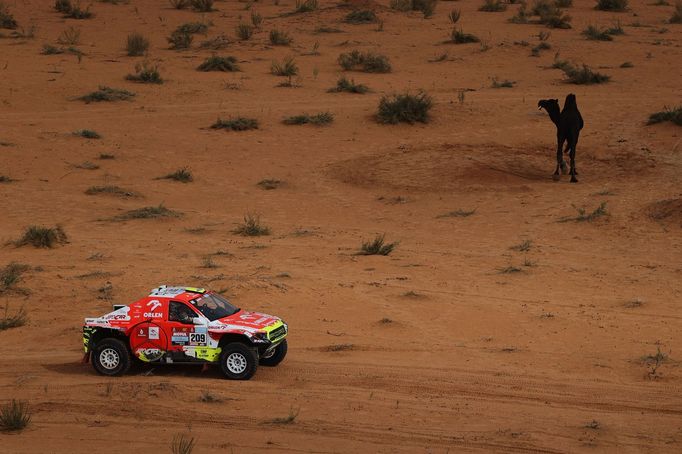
[{"xmin": 82, "ymin": 285, "xmax": 288, "ymax": 380}]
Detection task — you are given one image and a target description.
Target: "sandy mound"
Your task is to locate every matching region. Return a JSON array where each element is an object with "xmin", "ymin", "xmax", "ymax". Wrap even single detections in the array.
[{"xmin": 646, "ymin": 198, "xmax": 682, "ymax": 226}]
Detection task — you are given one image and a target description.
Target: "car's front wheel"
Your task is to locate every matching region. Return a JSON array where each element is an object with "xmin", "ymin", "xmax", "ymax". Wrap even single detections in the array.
[
  {"xmin": 260, "ymin": 339, "xmax": 287, "ymax": 367},
  {"xmin": 92, "ymin": 338, "xmax": 131, "ymax": 376},
  {"xmin": 219, "ymin": 342, "xmax": 258, "ymax": 380}
]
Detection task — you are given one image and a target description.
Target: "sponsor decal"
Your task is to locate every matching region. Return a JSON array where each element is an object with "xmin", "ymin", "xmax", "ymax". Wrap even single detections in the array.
[
  {"xmin": 149, "ymin": 326, "xmax": 159, "ymax": 340},
  {"xmin": 194, "ymin": 326, "xmax": 207, "ymax": 334},
  {"xmin": 147, "ymin": 300, "xmax": 162, "ymax": 312},
  {"xmin": 138, "ymin": 328, "xmax": 146, "ymax": 337},
  {"xmin": 143, "ymin": 312, "xmax": 163, "ymax": 318},
  {"xmin": 136, "ymin": 348, "xmax": 163, "ymax": 362},
  {"xmin": 193, "ymin": 347, "xmax": 221, "ymax": 362}
]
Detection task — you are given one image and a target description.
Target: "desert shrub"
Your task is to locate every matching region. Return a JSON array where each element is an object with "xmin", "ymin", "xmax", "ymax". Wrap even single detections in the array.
[
  {"xmin": 338, "ymin": 50, "xmax": 391, "ymax": 73},
  {"xmin": 257, "ymin": 179, "xmax": 282, "ymax": 189},
  {"xmin": 236, "ymin": 23, "xmax": 254, "ymax": 40},
  {"xmin": 250, "ymin": 10, "xmax": 263, "ymax": 28},
  {"xmin": 448, "ymin": 8, "xmax": 461, "ymax": 24},
  {"xmin": 211, "ymin": 117, "xmax": 259, "ymax": 130},
  {"xmin": 620, "ymin": 61, "xmax": 633, "ymax": 68},
  {"xmin": 199, "ymin": 35, "xmax": 230, "ymax": 49},
  {"xmin": 168, "ymin": 31, "xmax": 193, "ymax": 49},
  {"xmin": 0, "ymin": 263, "xmax": 30, "ymax": 293},
  {"xmin": 171, "ymin": 433, "xmax": 195, "ymax": 454},
  {"xmin": 283, "ymin": 112, "xmax": 334, "ymax": 125},
  {"xmin": 233, "ymin": 214, "xmax": 270, "ymax": 236},
  {"xmin": 85, "ymin": 185, "xmax": 137, "ymax": 197},
  {"xmin": 15, "ymin": 225, "xmax": 68, "ymax": 248},
  {"xmin": 531, "ymin": 41, "xmax": 551, "ymax": 56},
  {"xmin": 112, "ymin": 205, "xmax": 181, "ymax": 221},
  {"xmin": 345, "ymin": 9, "xmax": 378, "ymax": 23},
  {"xmin": 451, "ymin": 29, "xmax": 480, "ymax": 43},
  {"xmin": 170, "ymin": 0, "xmax": 191, "ymax": 8},
  {"xmin": 0, "ymin": 175, "xmax": 12, "ymax": 183},
  {"xmin": 582, "ymin": 25, "xmax": 613, "ymax": 40},
  {"xmin": 294, "ymin": 0, "xmax": 318, "ymax": 13},
  {"xmin": 74, "ymin": 129, "xmax": 101, "ymax": 138},
  {"xmin": 536, "ymin": 2, "xmax": 571, "ymax": 28},
  {"xmin": 315, "ymin": 26, "xmax": 344, "ymax": 33},
  {"xmin": 357, "ymin": 234, "xmax": 397, "ymax": 255},
  {"xmin": 197, "ymin": 55, "xmax": 239, "ymax": 71},
  {"xmin": 561, "ymin": 63, "xmax": 610, "ymax": 84},
  {"xmin": 377, "ymin": 92, "xmax": 432, "ymax": 124},
  {"xmin": 55, "ymin": 0, "xmax": 73, "ymax": 14},
  {"xmin": 437, "ymin": 208, "xmax": 476, "ymax": 218},
  {"xmin": 79, "ymin": 86, "xmax": 135, "ymax": 103},
  {"xmin": 0, "ymin": 305, "xmax": 27, "ymax": 330},
  {"xmin": 555, "ymin": 0, "xmax": 572, "ymax": 6},
  {"xmin": 509, "ymin": 2, "xmax": 530, "ymax": 23},
  {"xmin": 0, "ymin": 400, "xmax": 30, "ymax": 431},
  {"xmin": 491, "ymin": 77, "xmax": 515, "ymax": 88},
  {"xmin": 159, "ymin": 168, "xmax": 193, "ymax": 183},
  {"xmin": 479, "ymin": 0, "xmax": 507, "ymax": 12},
  {"xmin": 58, "ymin": 26, "xmax": 80, "ymax": 44},
  {"xmin": 64, "ymin": 1, "xmax": 93, "ymax": 19},
  {"xmin": 413, "ymin": 0, "xmax": 438, "ymax": 17},
  {"xmin": 126, "ymin": 61, "xmax": 163, "ymax": 84},
  {"xmin": 0, "ymin": 2, "xmax": 17, "ymax": 29},
  {"xmin": 271, "ymin": 56, "xmax": 298, "ymax": 76},
  {"xmin": 268, "ymin": 407, "xmax": 300, "ymax": 424},
  {"xmin": 560, "ymin": 202, "xmax": 608, "ymax": 222},
  {"xmin": 126, "ymin": 32, "xmax": 149, "ymax": 56},
  {"xmin": 269, "ymin": 29, "xmax": 292, "ymax": 45},
  {"xmin": 595, "ymin": 0, "xmax": 627, "ymax": 10},
  {"xmin": 329, "ymin": 76, "xmax": 368, "ymax": 93},
  {"xmin": 670, "ymin": 1, "xmax": 682, "ymax": 23},
  {"xmin": 191, "ymin": 0, "xmax": 214, "ymax": 12},
  {"xmin": 390, "ymin": 0, "xmax": 412, "ymax": 11},
  {"xmin": 177, "ymin": 22, "xmax": 209, "ymax": 35},
  {"xmin": 647, "ymin": 106, "xmax": 682, "ymax": 125}
]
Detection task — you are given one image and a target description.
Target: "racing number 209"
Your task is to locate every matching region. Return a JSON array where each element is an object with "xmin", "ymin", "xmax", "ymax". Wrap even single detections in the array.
[{"xmin": 190, "ymin": 333, "xmax": 206, "ymax": 345}]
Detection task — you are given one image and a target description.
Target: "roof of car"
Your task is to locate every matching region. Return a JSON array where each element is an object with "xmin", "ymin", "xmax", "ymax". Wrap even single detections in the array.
[{"xmin": 148, "ymin": 285, "xmax": 207, "ymax": 302}]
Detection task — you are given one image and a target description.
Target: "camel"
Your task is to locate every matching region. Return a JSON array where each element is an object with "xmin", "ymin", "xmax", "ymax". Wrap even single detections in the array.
[{"xmin": 538, "ymin": 94, "xmax": 584, "ymax": 183}]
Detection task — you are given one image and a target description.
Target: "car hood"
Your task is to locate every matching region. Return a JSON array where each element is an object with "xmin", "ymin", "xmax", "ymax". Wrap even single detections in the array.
[{"xmin": 208, "ymin": 310, "xmax": 281, "ymax": 333}]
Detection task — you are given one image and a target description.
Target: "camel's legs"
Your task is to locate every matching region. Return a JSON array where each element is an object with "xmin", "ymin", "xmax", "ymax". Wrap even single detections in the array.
[
  {"xmin": 553, "ymin": 137, "xmax": 564, "ymax": 180},
  {"xmin": 569, "ymin": 142, "xmax": 578, "ymax": 183}
]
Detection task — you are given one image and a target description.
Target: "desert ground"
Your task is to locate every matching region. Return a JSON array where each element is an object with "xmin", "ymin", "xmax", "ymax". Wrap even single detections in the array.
[{"xmin": 0, "ymin": 0, "xmax": 681, "ymax": 452}]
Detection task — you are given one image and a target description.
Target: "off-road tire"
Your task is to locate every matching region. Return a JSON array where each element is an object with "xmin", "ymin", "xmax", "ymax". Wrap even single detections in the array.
[
  {"xmin": 219, "ymin": 342, "xmax": 258, "ymax": 380},
  {"xmin": 260, "ymin": 339, "xmax": 288, "ymax": 367},
  {"xmin": 92, "ymin": 338, "xmax": 131, "ymax": 376}
]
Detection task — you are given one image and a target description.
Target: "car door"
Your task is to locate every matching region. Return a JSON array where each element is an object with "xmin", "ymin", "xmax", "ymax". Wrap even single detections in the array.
[{"xmin": 166, "ymin": 301, "xmax": 207, "ymax": 361}]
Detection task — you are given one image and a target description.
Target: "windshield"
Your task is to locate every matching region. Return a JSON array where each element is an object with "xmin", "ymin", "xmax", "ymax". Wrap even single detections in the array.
[{"xmin": 191, "ymin": 293, "xmax": 239, "ymax": 321}]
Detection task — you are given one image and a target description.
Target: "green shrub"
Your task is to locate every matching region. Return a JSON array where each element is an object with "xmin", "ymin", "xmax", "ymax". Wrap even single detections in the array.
[
  {"xmin": 595, "ymin": 0, "xmax": 627, "ymax": 10},
  {"xmin": 582, "ymin": 25, "xmax": 613, "ymax": 40},
  {"xmin": 479, "ymin": 0, "xmax": 507, "ymax": 12},
  {"xmin": 452, "ymin": 29, "xmax": 480, "ymax": 43},
  {"xmin": 57, "ymin": 26, "xmax": 80, "ymax": 44},
  {"xmin": 0, "ymin": 305, "xmax": 27, "ymax": 330},
  {"xmin": 555, "ymin": 0, "xmax": 572, "ymax": 6},
  {"xmin": 15, "ymin": 225, "xmax": 68, "ymax": 248},
  {"xmin": 85, "ymin": 185, "xmax": 137, "ymax": 197},
  {"xmin": 283, "ymin": 112, "xmax": 334, "ymax": 125},
  {"xmin": 0, "ymin": 263, "xmax": 30, "ymax": 293},
  {"xmin": 211, "ymin": 117, "xmax": 259, "ymax": 131},
  {"xmin": 271, "ymin": 56, "xmax": 298, "ymax": 77},
  {"xmin": 126, "ymin": 32, "xmax": 149, "ymax": 56},
  {"xmin": 647, "ymin": 106, "xmax": 682, "ymax": 125},
  {"xmin": 112, "ymin": 205, "xmax": 181, "ymax": 221},
  {"xmin": 338, "ymin": 50, "xmax": 391, "ymax": 73},
  {"xmin": 74, "ymin": 129, "xmax": 101, "ymax": 138},
  {"xmin": 197, "ymin": 55, "xmax": 239, "ymax": 72},
  {"xmin": 560, "ymin": 202, "xmax": 608, "ymax": 222},
  {"xmin": 269, "ymin": 29, "xmax": 292, "ymax": 45},
  {"xmin": 251, "ymin": 11, "xmax": 263, "ymax": 28},
  {"xmin": 390, "ymin": 0, "xmax": 412, "ymax": 11},
  {"xmin": 236, "ymin": 23, "xmax": 254, "ymax": 40},
  {"xmin": 168, "ymin": 31, "xmax": 193, "ymax": 49},
  {"xmin": 413, "ymin": 0, "xmax": 437, "ymax": 17},
  {"xmin": 294, "ymin": 0, "xmax": 318, "ymax": 13},
  {"xmin": 191, "ymin": 0, "xmax": 214, "ymax": 12},
  {"xmin": 55, "ymin": 0, "xmax": 73, "ymax": 14},
  {"xmin": 79, "ymin": 86, "xmax": 135, "ymax": 103},
  {"xmin": 328, "ymin": 76, "xmax": 368, "ymax": 93},
  {"xmin": 169, "ymin": 0, "xmax": 190, "ymax": 8},
  {"xmin": 345, "ymin": 9, "xmax": 378, "ymax": 24},
  {"xmin": 357, "ymin": 234, "xmax": 397, "ymax": 255},
  {"xmin": 159, "ymin": 168, "xmax": 193, "ymax": 183},
  {"xmin": 0, "ymin": 400, "xmax": 30, "ymax": 431},
  {"xmin": 176, "ymin": 22, "xmax": 209, "ymax": 35},
  {"xmin": 0, "ymin": 2, "xmax": 17, "ymax": 29},
  {"xmin": 126, "ymin": 61, "xmax": 163, "ymax": 83},
  {"xmin": 233, "ymin": 214, "xmax": 270, "ymax": 236},
  {"xmin": 377, "ymin": 92, "xmax": 432, "ymax": 124},
  {"xmin": 171, "ymin": 433, "xmax": 195, "ymax": 454},
  {"xmin": 561, "ymin": 63, "xmax": 610, "ymax": 84},
  {"xmin": 64, "ymin": 1, "xmax": 93, "ymax": 19}
]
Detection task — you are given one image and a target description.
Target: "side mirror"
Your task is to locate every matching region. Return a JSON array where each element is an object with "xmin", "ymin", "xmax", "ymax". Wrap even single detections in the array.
[{"xmin": 192, "ymin": 317, "xmax": 205, "ymax": 325}]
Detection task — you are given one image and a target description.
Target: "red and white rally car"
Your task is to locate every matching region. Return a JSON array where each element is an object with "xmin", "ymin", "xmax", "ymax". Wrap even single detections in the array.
[{"xmin": 83, "ymin": 285, "xmax": 288, "ymax": 380}]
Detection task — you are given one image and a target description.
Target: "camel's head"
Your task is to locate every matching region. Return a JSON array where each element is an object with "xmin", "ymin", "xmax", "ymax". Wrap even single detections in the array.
[{"xmin": 537, "ymin": 98, "xmax": 559, "ymax": 112}]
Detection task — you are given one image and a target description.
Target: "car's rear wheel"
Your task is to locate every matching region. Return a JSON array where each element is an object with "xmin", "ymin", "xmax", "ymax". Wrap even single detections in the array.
[
  {"xmin": 260, "ymin": 339, "xmax": 287, "ymax": 367},
  {"xmin": 219, "ymin": 342, "xmax": 258, "ymax": 380},
  {"xmin": 92, "ymin": 338, "xmax": 131, "ymax": 376}
]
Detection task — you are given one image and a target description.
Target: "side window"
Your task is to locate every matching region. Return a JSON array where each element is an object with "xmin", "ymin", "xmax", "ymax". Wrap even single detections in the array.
[{"xmin": 168, "ymin": 301, "xmax": 197, "ymax": 323}]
